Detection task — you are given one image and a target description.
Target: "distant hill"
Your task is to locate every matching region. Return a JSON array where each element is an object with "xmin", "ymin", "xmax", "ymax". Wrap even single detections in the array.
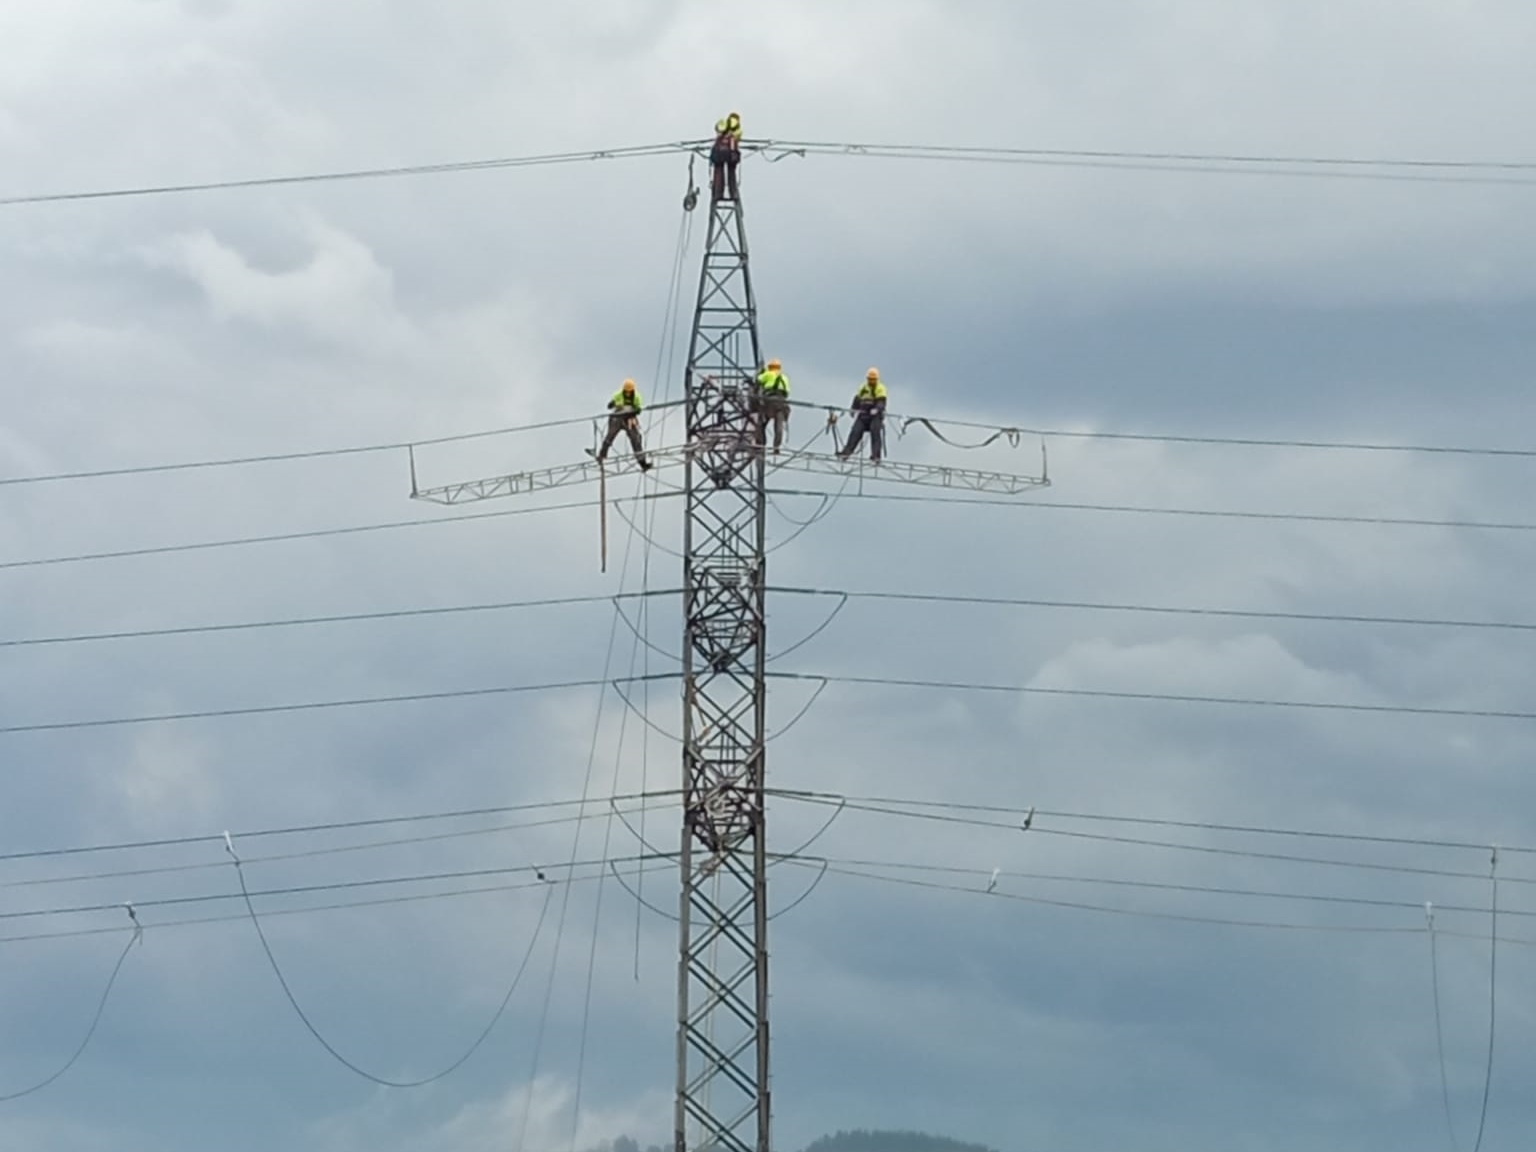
[
  {"xmin": 607, "ymin": 1128, "xmax": 999, "ymax": 1152},
  {"xmin": 804, "ymin": 1129, "xmax": 999, "ymax": 1152}
]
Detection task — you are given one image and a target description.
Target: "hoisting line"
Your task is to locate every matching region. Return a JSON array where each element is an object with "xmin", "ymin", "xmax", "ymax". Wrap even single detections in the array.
[{"xmin": 600, "ymin": 462, "xmax": 609, "ymax": 573}]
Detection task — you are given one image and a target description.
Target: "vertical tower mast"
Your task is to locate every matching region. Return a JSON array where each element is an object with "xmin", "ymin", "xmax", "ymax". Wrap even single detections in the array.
[
  {"xmin": 404, "ymin": 127, "xmax": 1050, "ymax": 1150},
  {"xmin": 673, "ymin": 170, "xmax": 771, "ymax": 1152}
]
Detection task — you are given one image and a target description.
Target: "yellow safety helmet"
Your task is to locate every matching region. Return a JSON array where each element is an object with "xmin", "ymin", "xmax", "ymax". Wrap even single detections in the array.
[
  {"xmin": 767, "ymin": 358, "xmax": 781, "ymax": 370},
  {"xmin": 866, "ymin": 367, "xmax": 880, "ymax": 380},
  {"xmin": 622, "ymin": 378, "xmax": 636, "ymax": 391}
]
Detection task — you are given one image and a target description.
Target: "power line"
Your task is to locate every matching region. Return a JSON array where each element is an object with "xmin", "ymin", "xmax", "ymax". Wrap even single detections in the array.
[
  {"xmin": 10, "ymin": 136, "xmax": 1527, "ymax": 213},
  {"xmin": 0, "ymin": 927, "xmax": 139, "ymax": 1102},
  {"xmin": 759, "ymin": 139, "xmax": 1536, "ymax": 172},
  {"xmin": 5, "ymin": 479, "xmax": 1515, "ymax": 578},
  {"xmin": 1426, "ymin": 908, "xmax": 1461, "ymax": 1152},
  {"xmin": 775, "ymin": 794, "xmax": 1536, "ymax": 888},
  {"xmin": 812, "ymin": 857, "xmax": 1536, "ymax": 946},
  {"xmin": 878, "ymin": 409, "xmax": 1536, "ymax": 460},
  {"xmin": 0, "ymin": 851, "xmax": 671, "ymax": 925},
  {"xmin": 226, "ymin": 840, "xmax": 553, "ymax": 1089},
  {"xmin": 767, "ymin": 487, "xmax": 1536, "ymax": 533},
  {"xmin": 0, "ymin": 673, "xmax": 677, "ymax": 736},
  {"xmin": 0, "ymin": 493, "xmax": 657, "ymax": 572},
  {"xmin": 6, "ymin": 783, "xmax": 1529, "ymax": 899},
  {"xmin": 0, "ymin": 487, "xmax": 682, "ymax": 573},
  {"xmin": 1, "ymin": 657, "xmax": 1523, "ymax": 746},
  {"xmin": 11, "ymin": 403, "xmax": 1536, "ymax": 494},
  {"xmin": 6, "ymin": 845, "xmax": 1532, "ymax": 952},
  {"xmin": 0, "ymin": 862, "xmax": 677, "ymax": 947},
  {"xmin": 777, "ymin": 587, "xmax": 1536, "ymax": 635},
  {"xmin": 0, "ymin": 141, "xmax": 702, "ymax": 208},
  {"xmin": 2, "ymin": 800, "xmax": 678, "ymax": 892},
  {"xmin": 0, "ymin": 590, "xmax": 677, "ymax": 650},
  {"xmin": 0, "ymin": 790, "xmax": 674, "ymax": 864},
  {"xmin": 0, "ymin": 406, "xmax": 685, "ymax": 490},
  {"xmin": 789, "ymin": 854, "xmax": 1533, "ymax": 923},
  {"xmin": 757, "ymin": 140, "xmax": 1536, "ymax": 187},
  {"xmin": 6, "ymin": 580, "xmax": 1531, "ymax": 657},
  {"xmin": 791, "ymin": 860, "xmax": 1412, "ymax": 936},
  {"xmin": 1472, "ymin": 857, "xmax": 1499, "ymax": 1152},
  {"xmin": 782, "ymin": 789, "xmax": 1536, "ymax": 856},
  {"xmin": 775, "ymin": 670, "xmax": 1536, "ymax": 723}
]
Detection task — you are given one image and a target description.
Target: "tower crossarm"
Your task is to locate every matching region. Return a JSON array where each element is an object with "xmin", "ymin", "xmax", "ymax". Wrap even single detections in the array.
[
  {"xmin": 409, "ymin": 444, "xmax": 688, "ymax": 505},
  {"xmin": 766, "ymin": 447, "xmax": 1049, "ymax": 495},
  {"xmin": 409, "ymin": 441, "xmax": 1047, "ymax": 506}
]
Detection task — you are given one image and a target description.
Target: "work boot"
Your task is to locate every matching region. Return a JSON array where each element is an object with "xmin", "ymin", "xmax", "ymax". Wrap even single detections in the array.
[{"xmin": 639, "ymin": 459, "xmax": 653, "ymax": 471}]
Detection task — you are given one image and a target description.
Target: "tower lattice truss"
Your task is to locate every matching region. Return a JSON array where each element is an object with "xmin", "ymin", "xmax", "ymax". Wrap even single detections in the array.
[
  {"xmin": 673, "ymin": 193, "xmax": 771, "ymax": 1152},
  {"xmin": 403, "ymin": 152, "xmax": 1050, "ymax": 1152}
]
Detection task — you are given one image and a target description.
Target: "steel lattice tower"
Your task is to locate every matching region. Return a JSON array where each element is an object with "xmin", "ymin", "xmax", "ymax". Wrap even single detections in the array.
[
  {"xmin": 671, "ymin": 186, "xmax": 770, "ymax": 1152},
  {"xmin": 405, "ymin": 130, "xmax": 1050, "ymax": 1152}
]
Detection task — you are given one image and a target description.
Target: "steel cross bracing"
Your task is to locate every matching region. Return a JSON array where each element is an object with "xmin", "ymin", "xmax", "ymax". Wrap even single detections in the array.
[
  {"xmin": 673, "ymin": 191, "xmax": 771, "ymax": 1152},
  {"xmin": 400, "ymin": 154, "xmax": 1063, "ymax": 1152},
  {"xmin": 410, "ymin": 445, "xmax": 1048, "ymax": 506}
]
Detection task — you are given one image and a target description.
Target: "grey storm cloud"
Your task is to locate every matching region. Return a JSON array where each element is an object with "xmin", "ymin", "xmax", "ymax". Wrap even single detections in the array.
[{"xmin": 2, "ymin": 3, "xmax": 1536, "ymax": 1151}]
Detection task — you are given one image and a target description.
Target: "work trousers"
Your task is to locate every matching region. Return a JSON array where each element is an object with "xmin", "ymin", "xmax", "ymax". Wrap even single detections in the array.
[
  {"xmin": 710, "ymin": 142, "xmax": 740, "ymax": 200},
  {"xmin": 841, "ymin": 411, "xmax": 885, "ymax": 461},
  {"xmin": 754, "ymin": 394, "xmax": 789, "ymax": 450},
  {"xmin": 599, "ymin": 412, "xmax": 647, "ymax": 464}
]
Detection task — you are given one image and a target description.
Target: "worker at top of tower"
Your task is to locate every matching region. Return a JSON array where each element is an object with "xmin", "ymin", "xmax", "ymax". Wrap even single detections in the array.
[
  {"xmin": 838, "ymin": 368, "xmax": 889, "ymax": 462},
  {"xmin": 710, "ymin": 111, "xmax": 743, "ymax": 201},
  {"xmin": 593, "ymin": 378, "xmax": 652, "ymax": 470},
  {"xmin": 753, "ymin": 357, "xmax": 791, "ymax": 454}
]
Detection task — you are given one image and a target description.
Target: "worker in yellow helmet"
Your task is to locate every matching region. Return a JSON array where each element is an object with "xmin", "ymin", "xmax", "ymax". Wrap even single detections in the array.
[
  {"xmin": 838, "ymin": 368, "xmax": 888, "ymax": 461},
  {"xmin": 710, "ymin": 111, "xmax": 743, "ymax": 201},
  {"xmin": 753, "ymin": 357, "xmax": 790, "ymax": 453},
  {"xmin": 594, "ymin": 379, "xmax": 652, "ymax": 470}
]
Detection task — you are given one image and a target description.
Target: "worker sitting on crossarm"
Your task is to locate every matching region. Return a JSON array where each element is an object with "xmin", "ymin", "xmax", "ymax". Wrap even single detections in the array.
[
  {"xmin": 754, "ymin": 358, "xmax": 790, "ymax": 452},
  {"xmin": 839, "ymin": 368, "xmax": 888, "ymax": 461},
  {"xmin": 710, "ymin": 111, "xmax": 742, "ymax": 200},
  {"xmin": 595, "ymin": 379, "xmax": 652, "ymax": 470}
]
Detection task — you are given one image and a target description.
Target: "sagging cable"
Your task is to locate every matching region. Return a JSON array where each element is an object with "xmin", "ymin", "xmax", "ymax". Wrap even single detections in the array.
[{"xmin": 224, "ymin": 830, "xmax": 555, "ymax": 1088}]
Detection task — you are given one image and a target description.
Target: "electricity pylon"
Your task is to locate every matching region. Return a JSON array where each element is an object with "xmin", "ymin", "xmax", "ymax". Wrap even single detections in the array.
[{"xmin": 407, "ymin": 145, "xmax": 1049, "ymax": 1152}]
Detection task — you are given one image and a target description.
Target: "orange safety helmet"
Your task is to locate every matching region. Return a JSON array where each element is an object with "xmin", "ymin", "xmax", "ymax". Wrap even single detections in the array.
[
  {"xmin": 622, "ymin": 378, "xmax": 636, "ymax": 392},
  {"xmin": 866, "ymin": 367, "xmax": 880, "ymax": 380},
  {"xmin": 767, "ymin": 358, "xmax": 782, "ymax": 370}
]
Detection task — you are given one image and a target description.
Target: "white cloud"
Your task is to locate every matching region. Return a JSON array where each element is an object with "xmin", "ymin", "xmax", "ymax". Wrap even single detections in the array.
[
  {"xmin": 315, "ymin": 1075, "xmax": 670, "ymax": 1152},
  {"xmin": 3, "ymin": 3, "xmax": 1536, "ymax": 1151},
  {"xmin": 148, "ymin": 219, "xmax": 406, "ymax": 349}
]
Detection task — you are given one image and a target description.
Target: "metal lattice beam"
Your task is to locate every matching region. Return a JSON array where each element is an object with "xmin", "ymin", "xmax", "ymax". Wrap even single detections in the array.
[
  {"xmin": 410, "ymin": 445, "xmax": 1047, "ymax": 505},
  {"xmin": 674, "ymin": 190, "xmax": 770, "ymax": 1152}
]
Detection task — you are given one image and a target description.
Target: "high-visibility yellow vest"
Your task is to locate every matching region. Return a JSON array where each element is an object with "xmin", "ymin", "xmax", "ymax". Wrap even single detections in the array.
[
  {"xmin": 611, "ymin": 389, "xmax": 642, "ymax": 412},
  {"xmin": 856, "ymin": 381, "xmax": 887, "ymax": 402},
  {"xmin": 715, "ymin": 114, "xmax": 742, "ymax": 140},
  {"xmin": 756, "ymin": 370, "xmax": 789, "ymax": 395}
]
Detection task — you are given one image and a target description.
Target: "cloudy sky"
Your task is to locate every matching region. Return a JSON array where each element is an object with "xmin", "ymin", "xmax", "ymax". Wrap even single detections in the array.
[{"xmin": 4, "ymin": 2, "xmax": 1536, "ymax": 1150}]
